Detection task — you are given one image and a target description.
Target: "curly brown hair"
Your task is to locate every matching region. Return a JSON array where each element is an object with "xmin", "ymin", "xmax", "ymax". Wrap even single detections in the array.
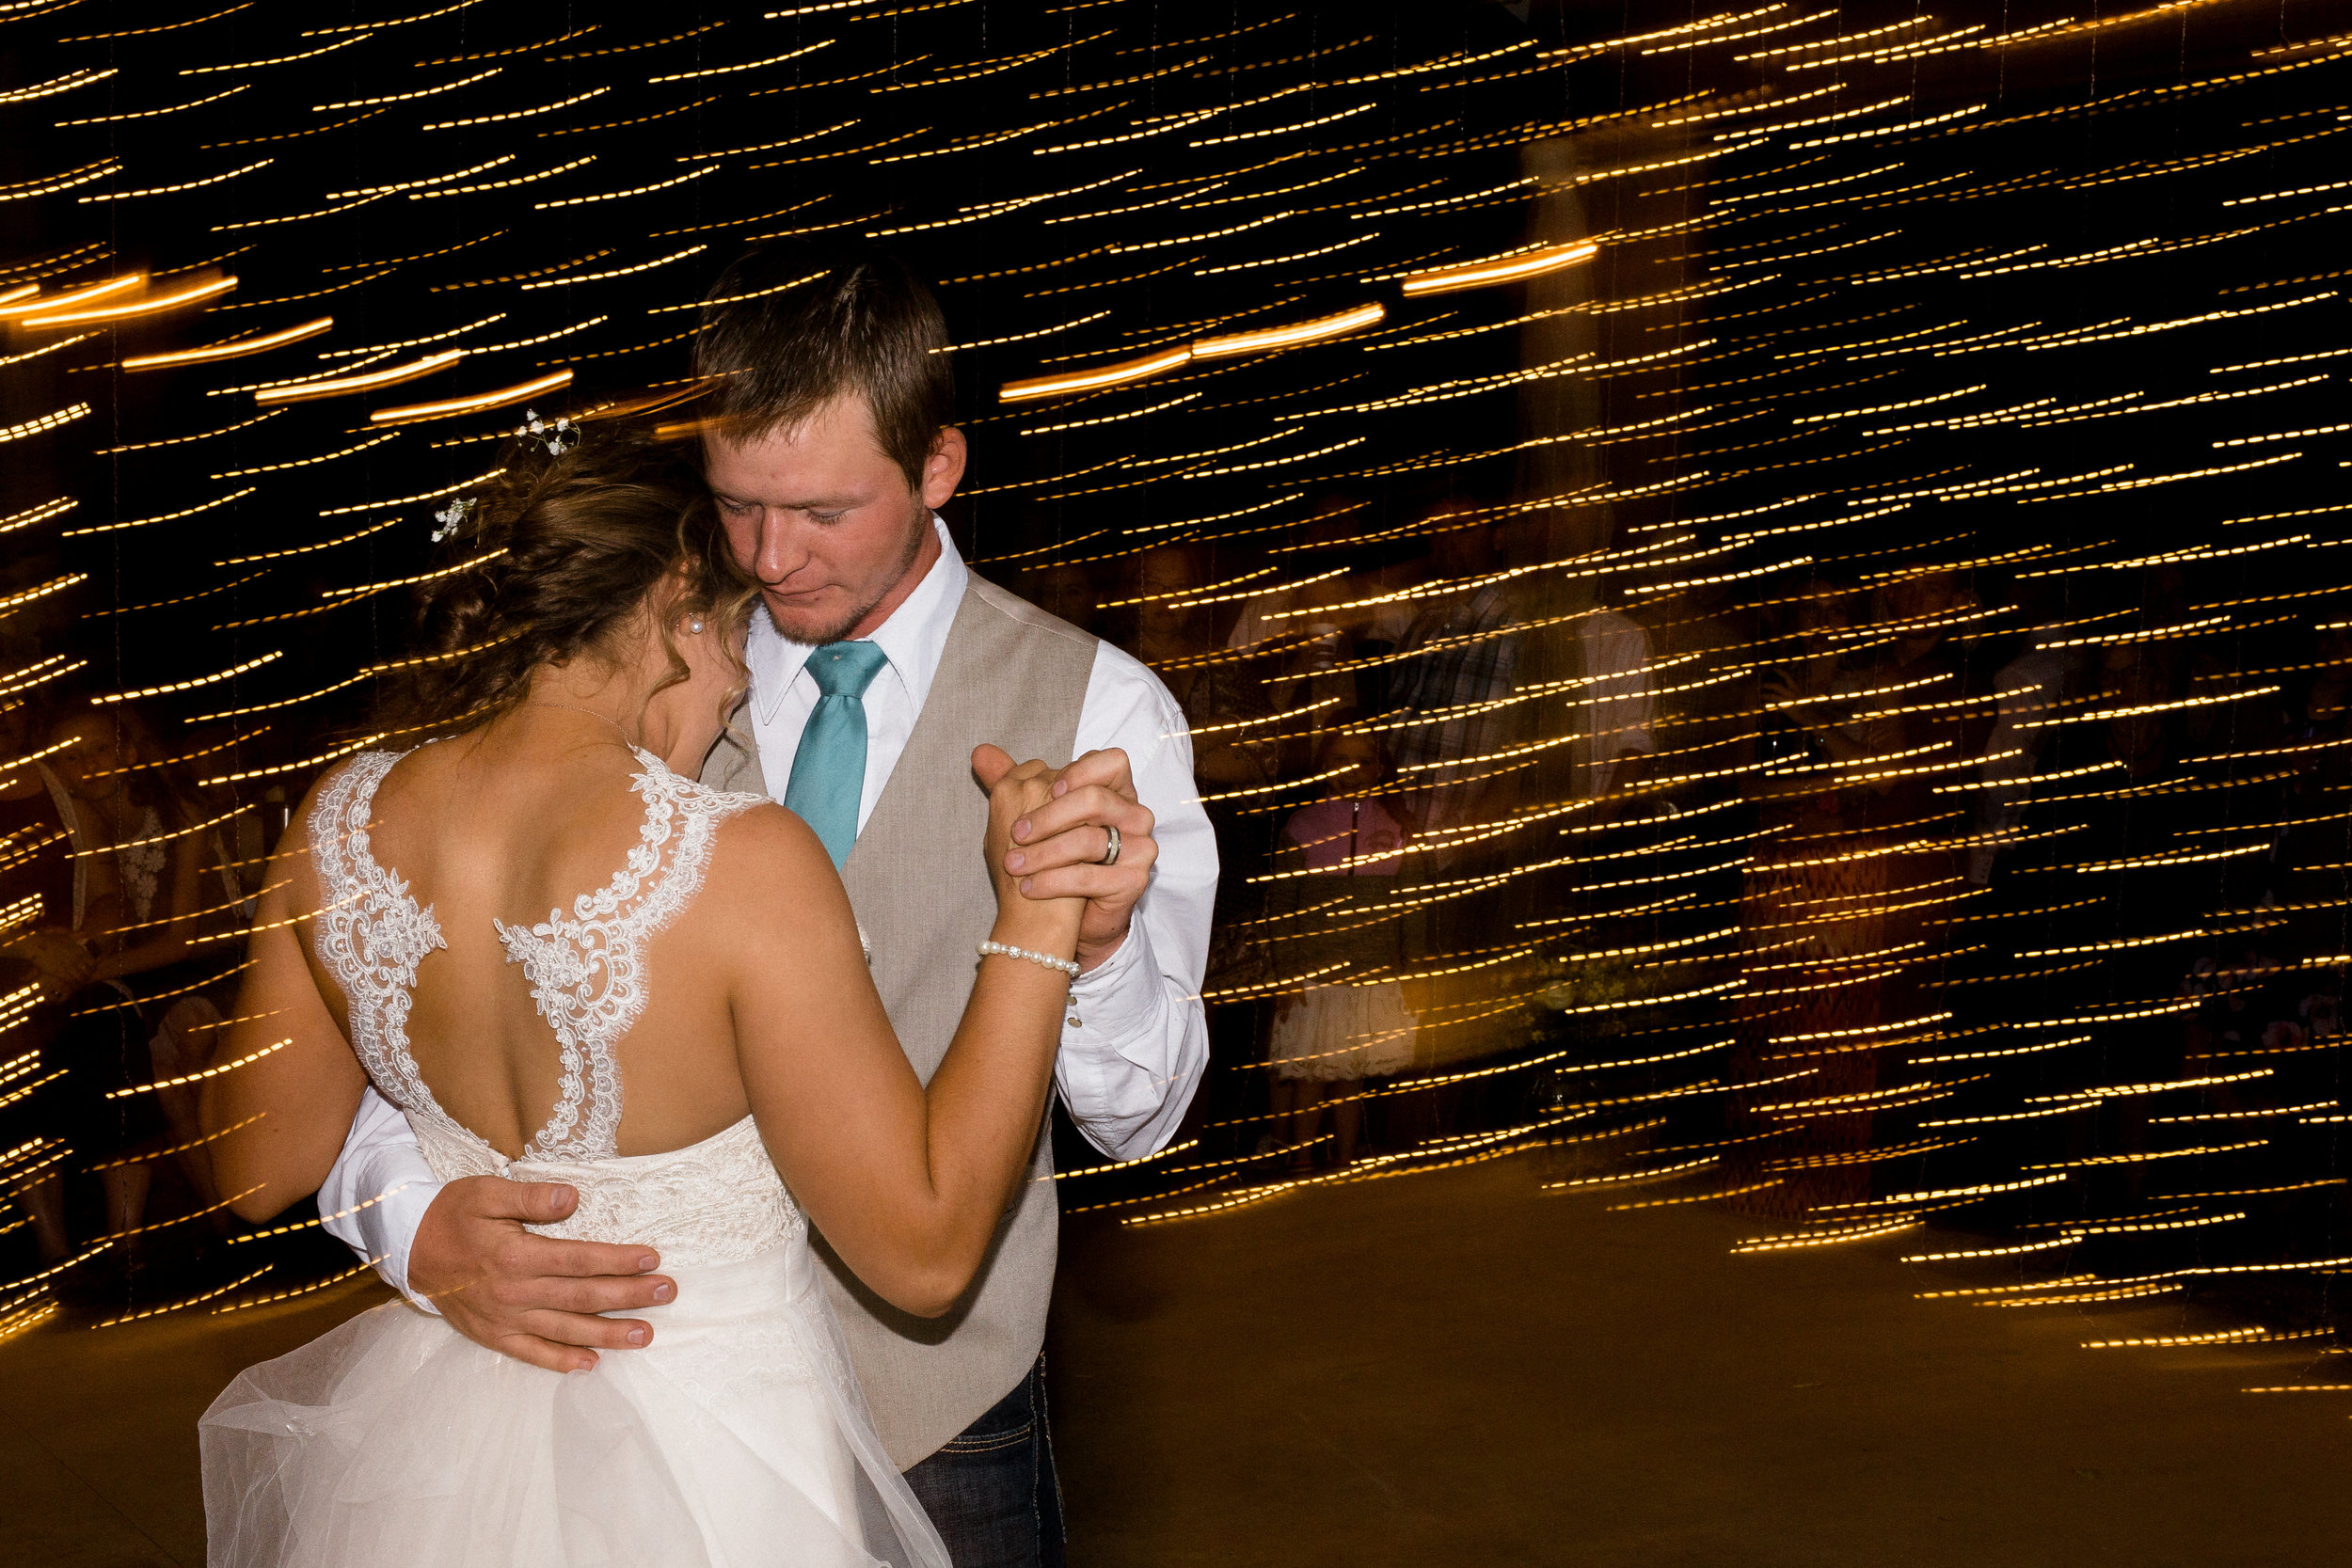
[{"xmin": 391, "ymin": 422, "xmax": 759, "ymax": 734}]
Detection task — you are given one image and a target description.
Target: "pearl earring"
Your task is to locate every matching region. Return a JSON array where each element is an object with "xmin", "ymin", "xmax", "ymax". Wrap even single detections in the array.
[{"xmin": 685, "ymin": 618, "xmax": 707, "ymax": 636}]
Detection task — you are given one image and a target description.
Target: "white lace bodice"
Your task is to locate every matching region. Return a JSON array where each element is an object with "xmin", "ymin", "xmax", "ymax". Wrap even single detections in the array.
[
  {"xmin": 491, "ymin": 752, "xmax": 748, "ymax": 1161},
  {"xmin": 310, "ymin": 747, "xmax": 795, "ymax": 1264}
]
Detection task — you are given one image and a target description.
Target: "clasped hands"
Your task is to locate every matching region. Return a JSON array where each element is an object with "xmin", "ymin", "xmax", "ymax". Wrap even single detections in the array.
[{"xmin": 408, "ymin": 742, "xmax": 1157, "ymax": 1371}]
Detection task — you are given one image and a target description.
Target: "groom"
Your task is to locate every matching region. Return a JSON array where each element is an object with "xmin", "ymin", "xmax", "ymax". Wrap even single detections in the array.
[{"xmin": 320, "ymin": 243, "xmax": 1216, "ymax": 1565}]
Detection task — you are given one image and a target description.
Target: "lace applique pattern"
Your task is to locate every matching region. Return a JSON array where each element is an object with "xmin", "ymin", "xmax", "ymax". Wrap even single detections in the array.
[
  {"xmin": 495, "ymin": 749, "xmax": 765, "ymax": 1162},
  {"xmin": 309, "ymin": 752, "xmax": 456, "ymax": 1131}
]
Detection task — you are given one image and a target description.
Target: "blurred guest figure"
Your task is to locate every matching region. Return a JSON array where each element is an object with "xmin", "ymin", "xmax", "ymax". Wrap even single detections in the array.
[
  {"xmin": 6, "ymin": 701, "xmax": 220, "ymax": 1265},
  {"xmin": 1225, "ymin": 494, "xmax": 1390, "ymax": 716},
  {"xmin": 1126, "ymin": 543, "xmax": 1271, "ymax": 791},
  {"xmin": 1266, "ymin": 729, "xmax": 1415, "ymax": 1169},
  {"xmin": 1389, "ymin": 508, "xmax": 1525, "ymax": 854},
  {"xmin": 1969, "ymin": 597, "xmax": 2074, "ymax": 884},
  {"xmin": 1573, "ymin": 588, "xmax": 1656, "ymax": 801}
]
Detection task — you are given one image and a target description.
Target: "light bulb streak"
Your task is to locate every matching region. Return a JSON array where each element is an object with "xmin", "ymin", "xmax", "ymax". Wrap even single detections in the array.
[
  {"xmin": 319, "ymin": 550, "xmax": 509, "ymax": 601},
  {"xmin": 1820, "ymin": 1174, "xmax": 2069, "ymax": 1212},
  {"xmin": 1740, "ymin": 17, "xmax": 1928, "ymax": 57},
  {"xmin": 2085, "ymin": 1328, "xmax": 2307, "ymax": 1350},
  {"xmin": 2022, "ymin": 685, "xmax": 2280, "ymax": 732},
  {"xmin": 0, "ymin": 498, "xmax": 73, "ymax": 533},
  {"xmin": 251, "ymin": 349, "xmax": 463, "ymax": 405},
  {"xmin": 650, "ymin": 40, "xmax": 832, "ymax": 85},
  {"xmin": 213, "ymin": 352, "xmax": 405, "ymax": 396},
  {"xmin": 1922, "ymin": 1102, "xmax": 2100, "ymax": 1128},
  {"xmin": 1553, "ymin": 4, "xmax": 1789, "ymax": 54},
  {"xmin": 2156, "ymin": 1103, "xmax": 2339, "ymax": 1124},
  {"xmin": 1545, "ymin": 1157, "xmax": 1722, "ymax": 1193},
  {"xmin": 0, "ymin": 328, "xmax": 95, "ymax": 368},
  {"xmin": 55, "ymin": 80, "xmax": 246, "ymax": 128},
  {"xmin": 372, "ymin": 370, "xmax": 579, "ymax": 422},
  {"xmin": 1397, "ymin": 241, "xmax": 1597, "ymax": 297},
  {"xmin": 1033, "ymin": 54, "xmax": 1212, "ymax": 99},
  {"xmin": 0, "ymin": 66, "xmax": 111, "ymax": 106},
  {"xmin": 410, "ymin": 155, "xmax": 597, "ymax": 200},
  {"xmin": 316, "ymin": 469, "xmax": 503, "ymax": 518},
  {"xmin": 21, "ymin": 273, "xmax": 235, "ymax": 330},
  {"xmin": 2074, "ymin": 1212, "xmax": 2249, "ymax": 1235},
  {"xmin": 91, "ymin": 1266, "xmax": 273, "ymax": 1328},
  {"xmin": 2189, "ymin": 1180, "xmax": 2349, "ymax": 1198},
  {"xmin": 312, "ymin": 67, "xmax": 501, "ymax": 112},
  {"xmin": 424, "ymin": 86, "xmax": 609, "ymax": 131},
  {"xmin": 61, "ymin": 487, "xmax": 254, "ymax": 538},
  {"xmin": 1612, "ymin": 1178, "xmax": 1788, "ymax": 1211},
  {"xmin": 67, "ymin": 802, "xmax": 259, "ymax": 860},
  {"xmin": 1905, "ymin": 1236, "xmax": 2079, "ymax": 1263},
  {"xmin": 0, "ymin": 158, "xmax": 123, "ymax": 202},
  {"xmin": 77, "ymin": 158, "xmax": 272, "ymax": 204},
  {"xmin": 123, "ymin": 317, "xmax": 333, "ymax": 371},
  {"xmin": 1988, "ymin": 1282, "xmax": 2185, "ymax": 1307},
  {"xmin": 1731, "ymin": 1219, "xmax": 1921, "ymax": 1252},
  {"xmin": 103, "ymin": 1037, "xmax": 288, "ymax": 1101},
  {"xmin": 326, "ymin": 155, "xmax": 517, "ymax": 200},
  {"xmin": 2025, "ymin": 1141, "xmax": 2269, "ymax": 1172},
  {"xmin": 1769, "ymin": 1012, "xmax": 1956, "ymax": 1048},
  {"xmin": 1915, "ymin": 1034, "xmax": 2093, "ymax": 1065},
  {"xmin": 213, "ymin": 1257, "xmax": 387, "ymax": 1315},
  {"xmin": 1644, "ymin": 7, "xmax": 1836, "ymax": 53}
]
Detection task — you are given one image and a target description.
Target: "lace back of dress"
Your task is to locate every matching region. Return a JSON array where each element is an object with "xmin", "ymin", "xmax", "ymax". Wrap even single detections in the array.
[
  {"xmin": 309, "ymin": 752, "xmax": 454, "ymax": 1130},
  {"xmin": 494, "ymin": 750, "xmax": 761, "ymax": 1163}
]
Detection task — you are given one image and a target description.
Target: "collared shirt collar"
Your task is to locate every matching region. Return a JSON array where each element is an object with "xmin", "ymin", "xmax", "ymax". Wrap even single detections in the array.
[{"xmin": 748, "ymin": 514, "xmax": 968, "ymax": 723}]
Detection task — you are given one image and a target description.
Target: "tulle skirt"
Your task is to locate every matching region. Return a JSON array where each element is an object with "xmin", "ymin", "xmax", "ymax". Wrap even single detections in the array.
[
  {"xmin": 199, "ymin": 1241, "xmax": 948, "ymax": 1568},
  {"xmin": 1268, "ymin": 981, "xmax": 1417, "ymax": 1082}
]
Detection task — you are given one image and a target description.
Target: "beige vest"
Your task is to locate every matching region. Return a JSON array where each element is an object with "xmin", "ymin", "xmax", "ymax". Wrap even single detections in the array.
[{"xmin": 703, "ymin": 576, "xmax": 1096, "ymax": 1468}]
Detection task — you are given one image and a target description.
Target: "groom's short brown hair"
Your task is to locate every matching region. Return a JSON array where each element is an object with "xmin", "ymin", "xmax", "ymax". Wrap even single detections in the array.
[{"xmin": 691, "ymin": 242, "xmax": 953, "ymax": 490}]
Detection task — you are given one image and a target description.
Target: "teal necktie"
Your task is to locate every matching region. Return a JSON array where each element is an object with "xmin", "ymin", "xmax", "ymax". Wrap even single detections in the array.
[{"xmin": 782, "ymin": 640, "xmax": 890, "ymax": 870}]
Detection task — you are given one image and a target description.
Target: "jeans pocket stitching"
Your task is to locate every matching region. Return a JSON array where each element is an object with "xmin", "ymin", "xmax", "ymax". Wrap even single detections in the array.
[{"xmin": 938, "ymin": 1425, "xmax": 1032, "ymax": 1454}]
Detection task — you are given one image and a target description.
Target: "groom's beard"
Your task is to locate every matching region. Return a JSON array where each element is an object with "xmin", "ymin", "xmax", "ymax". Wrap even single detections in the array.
[{"xmin": 761, "ymin": 505, "xmax": 930, "ymax": 646}]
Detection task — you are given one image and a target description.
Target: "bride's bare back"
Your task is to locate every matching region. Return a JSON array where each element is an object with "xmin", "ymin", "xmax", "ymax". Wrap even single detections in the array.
[
  {"xmin": 348, "ymin": 725, "xmax": 764, "ymax": 1163},
  {"xmin": 214, "ymin": 705, "xmax": 1081, "ymax": 1322}
]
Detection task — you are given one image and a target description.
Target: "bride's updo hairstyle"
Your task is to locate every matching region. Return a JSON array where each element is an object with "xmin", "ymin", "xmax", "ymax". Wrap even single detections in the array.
[{"xmin": 396, "ymin": 420, "xmax": 757, "ymax": 731}]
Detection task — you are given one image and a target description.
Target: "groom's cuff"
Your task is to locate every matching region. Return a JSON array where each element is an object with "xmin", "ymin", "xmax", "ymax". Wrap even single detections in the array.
[
  {"xmin": 362, "ymin": 1173, "xmax": 446, "ymax": 1315},
  {"xmin": 320, "ymin": 1093, "xmax": 446, "ymax": 1315},
  {"xmin": 1064, "ymin": 917, "xmax": 1163, "ymax": 1059}
]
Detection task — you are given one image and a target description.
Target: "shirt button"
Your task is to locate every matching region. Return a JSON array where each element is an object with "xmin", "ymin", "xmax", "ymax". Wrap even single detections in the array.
[{"xmin": 1067, "ymin": 1016, "xmax": 1083, "ymax": 1028}]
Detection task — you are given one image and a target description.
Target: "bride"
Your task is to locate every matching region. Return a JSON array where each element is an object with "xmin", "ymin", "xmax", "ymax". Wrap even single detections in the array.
[{"xmin": 197, "ymin": 425, "xmax": 1080, "ymax": 1567}]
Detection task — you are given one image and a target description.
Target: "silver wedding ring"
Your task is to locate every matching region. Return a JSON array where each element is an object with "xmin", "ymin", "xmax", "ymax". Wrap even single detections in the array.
[{"xmin": 1099, "ymin": 823, "xmax": 1122, "ymax": 866}]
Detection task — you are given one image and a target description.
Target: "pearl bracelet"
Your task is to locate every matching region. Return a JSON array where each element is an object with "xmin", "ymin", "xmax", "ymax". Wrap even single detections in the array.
[{"xmin": 977, "ymin": 940, "xmax": 1080, "ymax": 980}]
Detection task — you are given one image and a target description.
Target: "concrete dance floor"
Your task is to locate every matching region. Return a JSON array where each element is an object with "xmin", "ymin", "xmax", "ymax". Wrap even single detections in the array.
[{"xmin": 6, "ymin": 1154, "xmax": 2347, "ymax": 1566}]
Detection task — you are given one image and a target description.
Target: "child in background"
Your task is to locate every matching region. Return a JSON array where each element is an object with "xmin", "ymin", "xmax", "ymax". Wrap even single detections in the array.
[{"xmin": 1266, "ymin": 729, "xmax": 1417, "ymax": 1169}]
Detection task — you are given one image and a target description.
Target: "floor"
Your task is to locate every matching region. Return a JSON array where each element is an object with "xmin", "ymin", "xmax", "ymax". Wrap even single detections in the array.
[
  {"xmin": 1048, "ymin": 1156, "xmax": 2351, "ymax": 1568},
  {"xmin": 5, "ymin": 1152, "xmax": 2346, "ymax": 1566}
]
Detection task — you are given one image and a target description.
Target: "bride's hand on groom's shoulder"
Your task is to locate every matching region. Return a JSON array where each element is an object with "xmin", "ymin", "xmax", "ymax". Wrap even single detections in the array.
[{"xmin": 972, "ymin": 745, "xmax": 1085, "ymax": 955}]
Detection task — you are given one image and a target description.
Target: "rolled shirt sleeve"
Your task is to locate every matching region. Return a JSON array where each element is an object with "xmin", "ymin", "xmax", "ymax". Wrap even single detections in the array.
[
  {"xmin": 319, "ymin": 1086, "xmax": 444, "ymax": 1313},
  {"xmin": 1057, "ymin": 644, "xmax": 1217, "ymax": 1161}
]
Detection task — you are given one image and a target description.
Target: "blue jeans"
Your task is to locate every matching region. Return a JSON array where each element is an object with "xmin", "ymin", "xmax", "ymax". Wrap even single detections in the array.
[{"xmin": 902, "ymin": 1355, "xmax": 1066, "ymax": 1568}]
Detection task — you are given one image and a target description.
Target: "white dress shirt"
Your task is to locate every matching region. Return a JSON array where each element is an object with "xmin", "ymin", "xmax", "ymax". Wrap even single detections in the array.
[{"xmin": 321, "ymin": 517, "xmax": 1216, "ymax": 1305}]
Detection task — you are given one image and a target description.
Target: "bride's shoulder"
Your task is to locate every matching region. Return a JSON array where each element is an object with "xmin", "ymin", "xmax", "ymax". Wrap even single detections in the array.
[
  {"xmin": 690, "ymin": 800, "xmax": 861, "ymax": 971},
  {"xmin": 698, "ymin": 798, "xmax": 835, "ymax": 900}
]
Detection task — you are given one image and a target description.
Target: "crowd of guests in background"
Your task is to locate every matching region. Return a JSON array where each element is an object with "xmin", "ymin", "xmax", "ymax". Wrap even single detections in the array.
[
  {"xmin": 1, "ymin": 671, "xmax": 269, "ymax": 1307},
  {"xmin": 1021, "ymin": 492, "xmax": 1568, "ymax": 1171},
  {"xmin": 1737, "ymin": 557, "xmax": 2350, "ymax": 1213},
  {"xmin": 13, "ymin": 484, "xmax": 2343, "ymax": 1307}
]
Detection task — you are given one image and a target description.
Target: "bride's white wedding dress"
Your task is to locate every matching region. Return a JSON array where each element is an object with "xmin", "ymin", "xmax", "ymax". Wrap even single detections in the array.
[{"xmin": 200, "ymin": 748, "xmax": 950, "ymax": 1568}]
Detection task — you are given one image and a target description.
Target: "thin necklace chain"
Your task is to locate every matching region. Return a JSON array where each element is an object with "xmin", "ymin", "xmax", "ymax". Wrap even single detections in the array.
[{"xmin": 516, "ymin": 701, "xmax": 638, "ymax": 750}]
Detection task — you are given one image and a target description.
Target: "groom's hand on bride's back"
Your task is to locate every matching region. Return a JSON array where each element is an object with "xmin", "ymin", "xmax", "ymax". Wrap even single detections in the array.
[
  {"xmin": 409, "ymin": 1175, "xmax": 675, "ymax": 1373},
  {"xmin": 996, "ymin": 746, "xmax": 1157, "ymax": 974}
]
